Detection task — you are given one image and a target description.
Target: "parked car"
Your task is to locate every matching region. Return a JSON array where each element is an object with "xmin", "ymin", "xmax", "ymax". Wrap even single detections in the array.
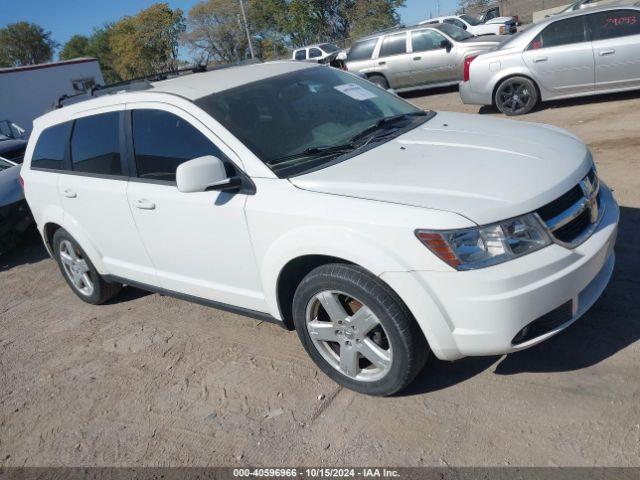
[
  {"xmin": 345, "ymin": 23, "xmax": 503, "ymax": 92},
  {"xmin": 0, "ymin": 161, "xmax": 32, "ymax": 255},
  {"xmin": 419, "ymin": 14, "xmax": 517, "ymax": 35},
  {"xmin": 0, "ymin": 119, "xmax": 29, "ymax": 140},
  {"xmin": 460, "ymin": 2, "xmax": 640, "ymax": 115},
  {"xmin": 22, "ymin": 62, "xmax": 618, "ymax": 396},
  {"xmin": 0, "ymin": 134, "xmax": 27, "ymax": 164},
  {"xmin": 292, "ymin": 43, "xmax": 342, "ymax": 63}
]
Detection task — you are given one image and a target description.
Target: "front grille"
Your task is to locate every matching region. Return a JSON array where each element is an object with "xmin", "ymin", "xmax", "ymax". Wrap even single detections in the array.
[
  {"xmin": 512, "ymin": 300, "xmax": 573, "ymax": 345},
  {"xmin": 536, "ymin": 167, "xmax": 602, "ymax": 247}
]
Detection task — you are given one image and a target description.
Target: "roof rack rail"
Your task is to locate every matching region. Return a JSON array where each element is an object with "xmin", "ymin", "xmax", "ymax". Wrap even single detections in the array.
[{"xmin": 54, "ymin": 63, "xmax": 210, "ymax": 109}]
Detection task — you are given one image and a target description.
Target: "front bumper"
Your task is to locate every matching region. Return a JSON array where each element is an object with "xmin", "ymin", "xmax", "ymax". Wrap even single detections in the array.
[
  {"xmin": 459, "ymin": 80, "xmax": 493, "ymax": 106},
  {"xmin": 381, "ymin": 185, "xmax": 619, "ymax": 361}
]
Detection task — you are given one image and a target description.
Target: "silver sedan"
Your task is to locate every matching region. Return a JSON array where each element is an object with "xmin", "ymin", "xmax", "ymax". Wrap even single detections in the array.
[{"xmin": 459, "ymin": 1, "xmax": 640, "ymax": 115}]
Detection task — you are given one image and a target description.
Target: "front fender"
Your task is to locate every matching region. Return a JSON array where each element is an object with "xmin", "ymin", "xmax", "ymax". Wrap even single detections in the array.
[{"xmin": 260, "ymin": 225, "xmax": 410, "ymax": 319}]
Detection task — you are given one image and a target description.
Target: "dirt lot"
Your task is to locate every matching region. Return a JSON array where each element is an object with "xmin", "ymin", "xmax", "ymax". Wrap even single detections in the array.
[{"xmin": 1, "ymin": 89, "xmax": 639, "ymax": 467}]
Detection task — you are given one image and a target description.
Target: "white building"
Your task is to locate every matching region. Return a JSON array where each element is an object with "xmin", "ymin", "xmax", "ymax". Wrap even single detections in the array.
[{"xmin": 0, "ymin": 57, "xmax": 104, "ymax": 131}]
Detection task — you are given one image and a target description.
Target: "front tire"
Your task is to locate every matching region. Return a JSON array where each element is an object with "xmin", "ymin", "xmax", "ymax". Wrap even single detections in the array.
[
  {"xmin": 292, "ymin": 264, "xmax": 429, "ymax": 396},
  {"xmin": 495, "ymin": 76, "xmax": 538, "ymax": 115},
  {"xmin": 53, "ymin": 229, "xmax": 122, "ymax": 305},
  {"xmin": 368, "ymin": 74, "xmax": 389, "ymax": 90}
]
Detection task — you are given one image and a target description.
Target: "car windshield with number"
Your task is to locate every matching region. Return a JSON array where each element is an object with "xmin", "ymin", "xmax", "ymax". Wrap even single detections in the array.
[{"xmin": 196, "ymin": 67, "xmax": 428, "ymax": 177}]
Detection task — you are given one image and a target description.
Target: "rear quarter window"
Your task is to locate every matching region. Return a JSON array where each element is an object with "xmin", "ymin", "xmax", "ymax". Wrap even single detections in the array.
[
  {"xmin": 347, "ymin": 38, "xmax": 378, "ymax": 61},
  {"xmin": 31, "ymin": 122, "xmax": 72, "ymax": 170},
  {"xmin": 588, "ymin": 10, "xmax": 640, "ymax": 40}
]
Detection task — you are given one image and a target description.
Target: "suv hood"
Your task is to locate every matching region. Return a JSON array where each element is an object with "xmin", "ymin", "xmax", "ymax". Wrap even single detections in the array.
[
  {"xmin": 290, "ymin": 112, "xmax": 591, "ymax": 225},
  {"xmin": 460, "ymin": 34, "xmax": 505, "ymax": 44}
]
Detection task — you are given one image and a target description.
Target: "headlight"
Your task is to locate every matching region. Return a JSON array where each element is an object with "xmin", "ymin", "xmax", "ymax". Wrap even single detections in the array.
[{"xmin": 415, "ymin": 213, "xmax": 552, "ymax": 270}]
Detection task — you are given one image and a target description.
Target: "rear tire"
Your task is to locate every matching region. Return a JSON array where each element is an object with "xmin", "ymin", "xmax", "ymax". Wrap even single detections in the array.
[
  {"xmin": 52, "ymin": 229, "xmax": 121, "ymax": 305},
  {"xmin": 292, "ymin": 263, "xmax": 429, "ymax": 396},
  {"xmin": 368, "ymin": 74, "xmax": 389, "ymax": 90},
  {"xmin": 495, "ymin": 76, "xmax": 538, "ymax": 115}
]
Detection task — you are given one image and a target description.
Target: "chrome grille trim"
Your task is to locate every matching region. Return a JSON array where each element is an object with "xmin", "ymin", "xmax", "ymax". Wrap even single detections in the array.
[{"xmin": 536, "ymin": 167, "xmax": 604, "ymax": 249}]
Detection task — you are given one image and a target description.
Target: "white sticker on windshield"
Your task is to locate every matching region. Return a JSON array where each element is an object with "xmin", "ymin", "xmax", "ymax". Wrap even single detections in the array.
[{"xmin": 334, "ymin": 83, "xmax": 378, "ymax": 101}]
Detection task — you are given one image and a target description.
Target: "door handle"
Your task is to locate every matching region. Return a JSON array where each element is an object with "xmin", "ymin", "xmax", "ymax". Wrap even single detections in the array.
[
  {"xmin": 63, "ymin": 188, "xmax": 77, "ymax": 198},
  {"xmin": 413, "ymin": 56, "xmax": 422, "ymax": 61},
  {"xmin": 378, "ymin": 61, "xmax": 386, "ymax": 65},
  {"xmin": 133, "ymin": 199, "xmax": 156, "ymax": 210},
  {"xmin": 533, "ymin": 56, "xmax": 548, "ymax": 63},
  {"xmin": 599, "ymin": 49, "xmax": 615, "ymax": 56}
]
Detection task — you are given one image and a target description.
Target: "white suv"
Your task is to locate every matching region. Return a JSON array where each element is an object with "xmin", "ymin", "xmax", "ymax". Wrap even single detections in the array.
[{"xmin": 22, "ymin": 62, "xmax": 618, "ymax": 396}]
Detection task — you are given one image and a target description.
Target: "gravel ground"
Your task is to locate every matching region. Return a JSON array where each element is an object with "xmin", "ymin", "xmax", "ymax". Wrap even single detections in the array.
[{"xmin": 1, "ymin": 87, "xmax": 639, "ymax": 467}]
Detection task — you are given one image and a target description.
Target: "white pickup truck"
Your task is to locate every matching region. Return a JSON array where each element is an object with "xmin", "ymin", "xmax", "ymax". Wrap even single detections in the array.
[{"xmin": 420, "ymin": 14, "xmax": 517, "ymax": 35}]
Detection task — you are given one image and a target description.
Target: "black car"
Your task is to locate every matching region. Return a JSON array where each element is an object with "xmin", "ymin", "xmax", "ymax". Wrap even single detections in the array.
[
  {"xmin": 0, "ymin": 119, "xmax": 29, "ymax": 164},
  {"xmin": 0, "ymin": 159, "xmax": 32, "ymax": 254}
]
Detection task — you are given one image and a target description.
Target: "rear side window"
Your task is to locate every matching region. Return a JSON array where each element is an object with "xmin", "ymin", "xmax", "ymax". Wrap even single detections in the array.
[
  {"xmin": 31, "ymin": 122, "xmax": 72, "ymax": 170},
  {"xmin": 309, "ymin": 48, "xmax": 323, "ymax": 58},
  {"xmin": 294, "ymin": 49, "xmax": 306, "ymax": 60},
  {"xmin": 412, "ymin": 29, "xmax": 447, "ymax": 51},
  {"xmin": 530, "ymin": 16, "xmax": 586, "ymax": 49},
  {"xmin": 347, "ymin": 38, "xmax": 378, "ymax": 61},
  {"xmin": 588, "ymin": 10, "xmax": 640, "ymax": 40},
  {"xmin": 380, "ymin": 33, "xmax": 407, "ymax": 57},
  {"xmin": 132, "ymin": 109, "xmax": 225, "ymax": 182},
  {"xmin": 71, "ymin": 112, "xmax": 122, "ymax": 176}
]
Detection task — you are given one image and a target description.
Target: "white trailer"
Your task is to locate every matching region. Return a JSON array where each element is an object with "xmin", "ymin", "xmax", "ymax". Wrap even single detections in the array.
[{"xmin": 0, "ymin": 58, "xmax": 104, "ymax": 131}]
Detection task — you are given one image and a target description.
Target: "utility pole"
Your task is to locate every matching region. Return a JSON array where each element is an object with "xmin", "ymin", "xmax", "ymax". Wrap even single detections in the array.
[{"xmin": 239, "ymin": 0, "xmax": 255, "ymax": 59}]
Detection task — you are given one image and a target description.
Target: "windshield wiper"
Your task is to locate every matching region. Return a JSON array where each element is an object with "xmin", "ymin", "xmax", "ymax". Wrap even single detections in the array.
[
  {"xmin": 349, "ymin": 111, "xmax": 427, "ymax": 145},
  {"xmin": 269, "ymin": 143, "xmax": 356, "ymax": 165}
]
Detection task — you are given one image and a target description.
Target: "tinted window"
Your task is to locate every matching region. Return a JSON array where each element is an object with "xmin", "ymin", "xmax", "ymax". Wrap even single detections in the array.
[
  {"xmin": 444, "ymin": 18, "xmax": 467, "ymax": 30},
  {"xmin": 309, "ymin": 48, "xmax": 323, "ymax": 58},
  {"xmin": 380, "ymin": 33, "xmax": 407, "ymax": 57},
  {"xmin": 434, "ymin": 23, "xmax": 473, "ymax": 41},
  {"xmin": 132, "ymin": 110, "xmax": 224, "ymax": 182},
  {"xmin": 412, "ymin": 29, "xmax": 447, "ymax": 51},
  {"xmin": 71, "ymin": 112, "xmax": 122, "ymax": 175},
  {"xmin": 532, "ymin": 17, "xmax": 586, "ymax": 49},
  {"xmin": 347, "ymin": 38, "xmax": 378, "ymax": 61},
  {"xmin": 588, "ymin": 10, "xmax": 640, "ymax": 40},
  {"xmin": 460, "ymin": 14, "xmax": 481, "ymax": 26},
  {"xmin": 319, "ymin": 43, "xmax": 339, "ymax": 53},
  {"xmin": 31, "ymin": 122, "xmax": 72, "ymax": 170},
  {"xmin": 0, "ymin": 158, "xmax": 12, "ymax": 170},
  {"xmin": 294, "ymin": 49, "xmax": 306, "ymax": 60}
]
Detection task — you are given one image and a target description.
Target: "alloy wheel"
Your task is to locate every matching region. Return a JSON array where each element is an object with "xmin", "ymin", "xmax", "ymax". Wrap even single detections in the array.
[
  {"xmin": 59, "ymin": 240, "xmax": 95, "ymax": 297},
  {"xmin": 498, "ymin": 81, "xmax": 533, "ymax": 114},
  {"xmin": 305, "ymin": 290, "xmax": 393, "ymax": 382}
]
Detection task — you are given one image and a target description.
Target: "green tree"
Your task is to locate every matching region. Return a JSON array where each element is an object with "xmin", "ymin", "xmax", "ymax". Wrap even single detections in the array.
[
  {"xmin": 0, "ymin": 22, "xmax": 58, "ymax": 67},
  {"xmin": 59, "ymin": 35, "xmax": 91, "ymax": 60},
  {"xmin": 110, "ymin": 3, "xmax": 185, "ymax": 80},
  {"xmin": 184, "ymin": 0, "xmax": 249, "ymax": 64},
  {"xmin": 89, "ymin": 25, "xmax": 121, "ymax": 84},
  {"xmin": 344, "ymin": 0, "xmax": 405, "ymax": 40}
]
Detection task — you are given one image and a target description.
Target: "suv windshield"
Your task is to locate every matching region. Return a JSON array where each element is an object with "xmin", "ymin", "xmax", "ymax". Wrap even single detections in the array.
[
  {"xmin": 434, "ymin": 23, "xmax": 474, "ymax": 41},
  {"xmin": 196, "ymin": 67, "xmax": 428, "ymax": 177},
  {"xmin": 460, "ymin": 14, "xmax": 482, "ymax": 26}
]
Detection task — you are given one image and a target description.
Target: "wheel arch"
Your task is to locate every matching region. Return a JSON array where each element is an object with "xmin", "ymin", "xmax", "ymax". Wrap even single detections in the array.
[{"xmin": 276, "ymin": 254, "xmax": 353, "ymax": 330}]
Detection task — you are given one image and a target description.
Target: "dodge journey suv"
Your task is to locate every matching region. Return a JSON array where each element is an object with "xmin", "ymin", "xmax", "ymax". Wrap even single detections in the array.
[{"xmin": 22, "ymin": 62, "xmax": 618, "ymax": 396}]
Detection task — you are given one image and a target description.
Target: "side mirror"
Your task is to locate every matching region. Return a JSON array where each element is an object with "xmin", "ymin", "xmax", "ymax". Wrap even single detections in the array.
[
  {"xmin": 176, "ymin": 155, "xmax": 240, "ymax": 193},
  {"xmin": 440, "ymin": 39, "xmax": 453, "ymax": 52}
]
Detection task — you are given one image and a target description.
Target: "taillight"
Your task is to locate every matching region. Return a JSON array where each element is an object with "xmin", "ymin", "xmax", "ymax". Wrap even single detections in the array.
[
  {"xmin": 18, "ymin": 173, "xmax": 25, "ymax": 190},
  {"xmin": 463, "ymin": 55, "xmax": 477, "ymax": 82}
]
